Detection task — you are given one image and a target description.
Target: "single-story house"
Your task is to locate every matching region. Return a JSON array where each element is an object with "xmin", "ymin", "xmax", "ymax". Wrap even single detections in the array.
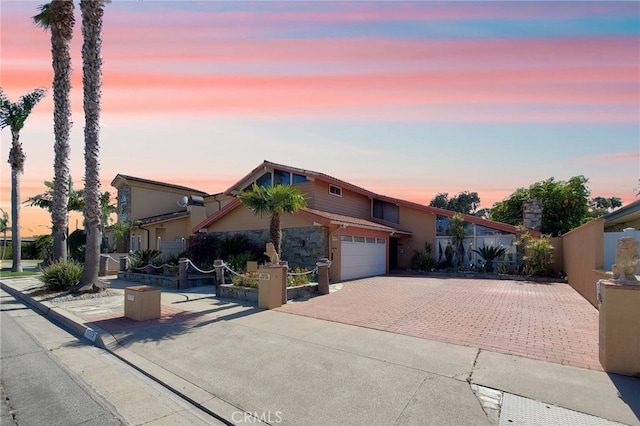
[{"xmin": 111, "ymin": 160, "xmax": 535, "ymax": 282}]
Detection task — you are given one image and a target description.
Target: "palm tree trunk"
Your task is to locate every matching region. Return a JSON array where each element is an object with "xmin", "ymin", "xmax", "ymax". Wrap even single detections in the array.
[
  {"xmin": 78, "ymin": 0, "xmax": 104, "ymax": 289},
  {"xmin": 50, "ymin": 0, "xmax": 74, "ymax": 262},
  {"xmin": 270, "ymin": 212, "xmax": 282, "ymax": 256},
  {"xmin": 10, "ymin": 158, "xmax": 22, "ymax": 273}
]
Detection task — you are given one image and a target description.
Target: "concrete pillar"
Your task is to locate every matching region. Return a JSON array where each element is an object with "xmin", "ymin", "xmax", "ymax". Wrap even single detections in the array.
[
  {"xmin": 99, "ymin": 255, "xmax": 108, "ymax": 277},
  {"xmin": 119, "ymin": 256, "xmax": 128, "ymax": 272},
  {"xmin": 598, "ymin": 282, "xmax": 640, "ymax": 376},
  {"xmin": 258, "ymin": 265, "xmax": 286, "ymax": 309},
  {"xmin": 278, "ymin": 261, "xmax": 288, "ymax": 304},
  {"xmin": 178, "ymin": 258, "xmax": 188, "ymax": 290},
  {"xmin": 214, "ymin": 259, "xmax": 224, "ymax": 290},
  {"xmin": 317, "ymin": 258, "xmax": 330, "ymax": 295}
]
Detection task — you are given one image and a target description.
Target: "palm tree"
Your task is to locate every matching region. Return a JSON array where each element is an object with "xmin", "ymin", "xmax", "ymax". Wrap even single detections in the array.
[
  {"xmin": 238, "ymin": 184, "xmax": 307, "ymax": 256},
  {"xmin": 77, "ymin": 0, "xmax": 105, "ymax": 290},
  {"xmin": 0, "ymin": 87, "xmax": 47, "ymax": 272},
  {"xmin": 0, "ymin": 208, "xmax": 8, "ymax": 263},
  {"xmin": 33, "ymin": 0, "xmax": 75, "ymax": 263},
  {"xmin": 26, "ymin": 177, "xmax": 84, "ymax": 213}
]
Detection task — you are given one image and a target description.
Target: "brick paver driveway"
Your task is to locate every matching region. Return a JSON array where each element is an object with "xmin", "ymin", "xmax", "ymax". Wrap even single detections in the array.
[{"xmin": 276, "ymin": 276, "xmax": 601, "ymax": 370}]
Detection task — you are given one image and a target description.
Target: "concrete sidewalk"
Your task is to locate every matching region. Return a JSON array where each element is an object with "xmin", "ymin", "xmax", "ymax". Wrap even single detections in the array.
[{"xmin": 1, "ymin": 276, "xmax": 638, "ymax": 426}]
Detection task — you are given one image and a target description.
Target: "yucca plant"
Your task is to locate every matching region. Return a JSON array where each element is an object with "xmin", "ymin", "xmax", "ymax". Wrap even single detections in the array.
[
  {"xmin": 473, "ymin": 246, "xmax": 507, "ymax": 273},
  {"xmin": 40, "ymin": 260, "xmax": 83, "ymax": 291}
]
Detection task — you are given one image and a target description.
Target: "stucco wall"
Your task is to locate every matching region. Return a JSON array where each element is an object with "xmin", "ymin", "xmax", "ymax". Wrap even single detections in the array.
[
  {"xmin": 395, "ymin": 206, "xmax": 437, "ymax": 269},
  {"xmin": 562, "ymin": 219, "xmax": 605, "ymax": 307}
]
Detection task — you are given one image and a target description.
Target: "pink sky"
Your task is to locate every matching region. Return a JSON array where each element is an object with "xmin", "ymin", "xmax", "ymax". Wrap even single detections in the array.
[{"xmin": 1, "ymin": 1, "xmax": 638, "ymax": 236}]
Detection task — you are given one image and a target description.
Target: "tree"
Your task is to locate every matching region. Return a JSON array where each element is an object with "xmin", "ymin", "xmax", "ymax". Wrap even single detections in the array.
[
  {"xmin": 0, "ymin": 208, "xmax": 8, "ymax": 262},
  {"xmin": 77, "ymin": 0, "xmax": 105, "ymax": 290},
  {"xmin": 33, "ymin": 0, "xmax": 75, "ymax": 263},
  {"xmin": 238, "ymin": 184, "xmax": 307, "ymax": 256},
  {"xmin": 1, "ymin": 88, "xmax": 47, "ymax": 272},
  {"xmin": 489, "ymin": 176, "xmax": 591, "ymax": 236},
  {"xmin": 429, "ymin": 191, "xmax": 481, "ymax": 215},
  {"xmin": 589, "ymin": 196, "xmax": 623, "ymax": 218},
  {"xmin": 25, "ymin": 177, "xmax": 84, "ymax": 212}
]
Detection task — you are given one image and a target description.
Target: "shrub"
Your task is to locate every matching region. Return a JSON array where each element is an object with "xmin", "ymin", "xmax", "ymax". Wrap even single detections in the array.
[
  {"xmin": 40, "ymin": 260, "xmax": 83, "ymax": 291},
  {"xmin": 412, "ymin": 242, "xmax": 437, "ymax": 271},
  {"xmin": 68, "ymin": 229, "xmax": 87, "ymax": 262},
  {"xmin": 232, "ymin": 270, "xmax": 259, "ymax": 288},
  {"xmin": 287, "ymin": 267, "xmax": 311, "ymax": 287},
  {"xmin": 473, "ymin": 246, "xmax": 507, "ymax": 273},
  {"xmin": 518, "ymin": 232, "xmax": 554, "ymax": 276},
  {"xmin": 129, "ymin": 249, "xmax": 162, "ymax": 272},
  {"xmin": 186, "ymin": 233, "xmax": 220, "ymax": 266}
]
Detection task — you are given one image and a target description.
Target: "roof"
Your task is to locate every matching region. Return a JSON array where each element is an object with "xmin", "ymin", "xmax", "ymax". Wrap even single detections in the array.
[
  {"xmin": 299, "ymin": 208, "xmax": 412, "ymax": 235},
  {"xmin": 224, "ymin": 160, "xmax": 534, "ymax": 236},
  {"xmin": 602, "ymin": 199, "xmax": 640, "ymax": 228},
  {"xmin": 111, "ymin": 174, "xmax": 208, "ymax": 196},
  {"xmin": 139, "ymin": 211, "xmax": 190, "ymax": 226}
]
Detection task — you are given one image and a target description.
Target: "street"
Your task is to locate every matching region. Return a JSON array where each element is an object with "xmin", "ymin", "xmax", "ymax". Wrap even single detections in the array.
[{"xmin": 0, "ymin": 287, "xmax": 224, "ymax": 425}]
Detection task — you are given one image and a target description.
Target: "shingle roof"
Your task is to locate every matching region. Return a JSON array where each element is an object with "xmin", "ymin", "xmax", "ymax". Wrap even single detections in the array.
[{"xmin": 111, "ymin": 174, "xmax": 208, "ymax": 196}]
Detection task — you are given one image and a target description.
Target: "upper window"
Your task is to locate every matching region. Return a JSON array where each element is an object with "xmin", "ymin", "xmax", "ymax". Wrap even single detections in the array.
[
  {"xmin": 373, "ymin": 199, "xmax": 399, "ymax": 224},
  {"xmin": 293, "ymin": 173, "xmax": 308, "ymax": 184},
  {"xmin": 255, "ymin": 172, "xmax": 272, "ymax": 188},
  {"xmin": 274, "ymin": 170, "xmax": 290, "ymax": 186},
  {"xmin": 329, "ymin": 184, "xmax": 342, "ymax": 197}
]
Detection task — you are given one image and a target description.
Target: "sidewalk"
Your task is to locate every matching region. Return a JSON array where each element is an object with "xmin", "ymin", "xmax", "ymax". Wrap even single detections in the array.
[{"xmin": 1, "ymin": 276, "xmax": 638, "ymax": 426}]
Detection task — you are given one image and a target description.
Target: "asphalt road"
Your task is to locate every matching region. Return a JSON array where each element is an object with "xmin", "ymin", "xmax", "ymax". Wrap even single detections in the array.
[{"xmin": 1, "ymin": 297, "xmax": 124, "ymax": 425}]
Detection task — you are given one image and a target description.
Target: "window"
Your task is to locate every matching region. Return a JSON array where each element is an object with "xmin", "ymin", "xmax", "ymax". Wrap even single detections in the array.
[
  {"xmin": 274, "ymin": 170, "xmax": 290, "ymax": 185},
  {"xmin": 329, "ymin": 184, "xmax": 342, "ymax": 197},
  {"xmin": 293, "ymin": 173, "xmax": 308, "ymax": 184},
  {"xmin": 255, "ymin": 172, "xmax": 272, "ymax": 188},
  {"xmin": 372, "ymin": 199, "xmax": 399, "ymax": 224}
]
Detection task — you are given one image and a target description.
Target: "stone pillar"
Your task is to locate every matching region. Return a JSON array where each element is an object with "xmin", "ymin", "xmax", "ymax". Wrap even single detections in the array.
[
  {"xmin": 279, "ymin": 261, "xmax": 288, "ymax": 304},
  {"xmin": 99, "ymin": 255, "xmax": 108, "ymax": 277},
  {"xmin": 317, "ymin": 258, "xmax": 330, "ymax": 295},
  {"xmin": 258, "ymin": 265, "xmax": 286, "ymax": 309},
  {"xmin": 214, "ymin": 259, "xmax": 224, "ymax": 290},
  {"xmin": 119, "ymin": 256, "xmax": 128, "ymax": 272},
  {"xmin": 178, "ymin": 258, "xmax": 188, "ymax": 290},
  {"xmin": 523, "ymin": 199, "xmax": 543, "ymax": 232}
]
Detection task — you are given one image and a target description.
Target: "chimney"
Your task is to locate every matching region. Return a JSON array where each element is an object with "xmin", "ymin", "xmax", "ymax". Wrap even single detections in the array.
[{"xmin": 523, "ymin": 199, "xmax": 542, "ymax": 232}]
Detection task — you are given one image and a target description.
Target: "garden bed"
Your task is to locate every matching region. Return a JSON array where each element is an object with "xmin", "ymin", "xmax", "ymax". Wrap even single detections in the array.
[
  {"xmin": 118, "ymin": 271, "xmax": 215, "ymax": 289},
  {"xmin": 218, "ymin": 283, "xmax": 319, "ymax": 303}
]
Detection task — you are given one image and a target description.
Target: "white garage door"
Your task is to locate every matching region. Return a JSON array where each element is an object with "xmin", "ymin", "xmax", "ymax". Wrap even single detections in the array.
[{"xmin": 341, "ymin": 236, "xmax": 386, "ymax": 281}]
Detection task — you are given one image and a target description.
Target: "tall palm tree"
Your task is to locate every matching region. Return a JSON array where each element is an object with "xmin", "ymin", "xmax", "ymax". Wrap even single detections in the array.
[
  {"xmin": 77, "ymin": 0, "xmax": 105, "ymax": 290},
  {"xmin": 33, "ymin": 0, "xmax": 75, "ymax": 262},
  {"xmin": 0, "ymin": 88, "xmax": 47, "ymax": 272},
  {"xmin": 238, "ymin": 184, "xmax": 307, "ymax": 256},
  {"xmin": 0, "ymin": 208, "xmax": 8, "ymax": 263}
]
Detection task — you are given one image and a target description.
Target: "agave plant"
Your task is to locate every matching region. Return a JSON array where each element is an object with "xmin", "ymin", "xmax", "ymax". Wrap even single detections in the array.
[
  {"xmin": 473, "ymin": 246, "xmax": 507, "ymax": 273},
  {"xmin": 129, "ymin": 249, "xmax": 161, "ymax": 272}
]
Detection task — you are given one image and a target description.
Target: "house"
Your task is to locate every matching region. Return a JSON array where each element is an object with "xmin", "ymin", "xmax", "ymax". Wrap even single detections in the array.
[
  {"xmin": 562, "ymin": 199, "xmax": 640, "ymax": 307},
  {"xmin": 110, "ymin": 160, "xmax": 528, "ymax": 282}
]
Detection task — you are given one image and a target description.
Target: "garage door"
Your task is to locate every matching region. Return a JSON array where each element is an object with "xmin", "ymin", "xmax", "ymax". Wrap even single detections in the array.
[{"xmin": 341, "ymin": 236, "xmax": 386, "ymax": 281}]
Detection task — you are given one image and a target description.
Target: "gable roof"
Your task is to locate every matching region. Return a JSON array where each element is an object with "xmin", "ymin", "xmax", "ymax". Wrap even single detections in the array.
[
  {"xmin": 224, "ymin": 160, "xmax": 534, "ymax": 236},
  {"xmin": 602, "ymin": 199, "xmax": 640, "ymax": 228},
  {"xmin": 139, "ymin": 210, "xmax": 190, "ymax": 226},
  {"xmin": 299, "ymin": 208, "xmax": 412, "ymax": 235},
  {"xmin": 111, "ymin": 174, "xmax": 208, "ymax": 196}
]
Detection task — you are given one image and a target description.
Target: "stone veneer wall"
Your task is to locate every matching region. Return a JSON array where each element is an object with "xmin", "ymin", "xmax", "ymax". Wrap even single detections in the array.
[{"xmin": 211, "ymin": 226, "xmax": 327, "ymax": 270}]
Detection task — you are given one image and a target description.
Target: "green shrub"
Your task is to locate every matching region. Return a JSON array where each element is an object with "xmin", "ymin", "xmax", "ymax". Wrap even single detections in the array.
[
  {"xmin": 287, "ymin": 267, "xmax": 311, "ymax": 287},
  {"xmin": 412, "ymin": 242, "xmax": 437, "ymax": 271},
  {"xmin": 40, "ymin": 260, "xmax": 83, "ymax": 291},
  {"xmin": 232, "ymin": 270, "xmax": 259, "ymax": 288},
  {"xmin": 473, "ymin": 246, "xmax": 507, "ymax": 273},
  {"xmin": 519, "ymin": 232, "xmax": 554, "ymax": 276},
  {"xmin": 227, "ymin": 251, "xmax": 254, "ymax": 273},
  {"xmin": 129, "ymin": 249, "xmax": 161, "ymax": 272}
]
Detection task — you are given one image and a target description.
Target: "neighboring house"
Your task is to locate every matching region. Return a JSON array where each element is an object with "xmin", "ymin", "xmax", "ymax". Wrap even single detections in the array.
[
  {"xmin": 562, "ymin": 199, "xmax": 640, "ymax": 307},
  {"xmin": 191, "ymin": 161, "xmax": 529, "ymax": 282},
  {"xmin": 109, "ymin": 175, "xmax": 211, "ymax": 254}
]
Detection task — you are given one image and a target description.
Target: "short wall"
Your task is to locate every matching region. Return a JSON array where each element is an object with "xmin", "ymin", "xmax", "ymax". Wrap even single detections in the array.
[
  {"xmin": 562, "ymin": 219, "xmax": 605, "ymax": 307},
  {"xmin": 118, "ymin": 271, "xmax": 215, "ymax": 289},
  {"xmin": 218, "ymin": 283, "xmax": 319, "ymax": 304}
]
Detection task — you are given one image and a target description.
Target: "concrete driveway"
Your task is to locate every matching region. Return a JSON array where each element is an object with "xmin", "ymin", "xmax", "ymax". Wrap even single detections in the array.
[{"xmin": 277, "ymin": 276, "xmax": 601, "ymax": 370}]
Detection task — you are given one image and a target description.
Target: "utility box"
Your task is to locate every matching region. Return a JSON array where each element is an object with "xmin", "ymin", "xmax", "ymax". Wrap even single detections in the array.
[
  {"xmin": 258, "ymin": 265, "xmax": 285, "ymax": 309},
  {"xmin": 599, "ymin": 283, "xmax": 640, "ymax": 376},
  {"xmin": 124, "ymin": 285, "xmax": 161, "ymax": 321}
]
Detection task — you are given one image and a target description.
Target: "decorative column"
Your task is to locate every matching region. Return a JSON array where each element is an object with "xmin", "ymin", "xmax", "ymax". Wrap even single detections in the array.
[{"xmin": 597, "ymin": 236, "xmax": 640, "ymax": 376}]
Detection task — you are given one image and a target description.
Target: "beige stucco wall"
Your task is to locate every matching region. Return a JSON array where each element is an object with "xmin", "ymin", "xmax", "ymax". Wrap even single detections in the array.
[
  {"xmin": 129, "ymin": 185, "xmax": 190, "ymax": 220},
  {"xmin": 396, "ymin": 206, "xmax": 437, "ymax": 269},
  {"xmin": 205, "ymin": 204, "xmax": 311, "ymax": 233},
  {"xmin": 562, "ymin": 219, "xmax": 605, "ymax": 307}
]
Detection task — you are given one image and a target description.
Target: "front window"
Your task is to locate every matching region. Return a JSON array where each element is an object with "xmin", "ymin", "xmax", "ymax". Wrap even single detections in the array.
[
  {"xmin": 373, "ymin": 199, "xmax": 399, "ymax": 224},
  {"xmin": 329, "ymin": 184, "xmax": 342, "ymax": 197},
  {"xmin": 255, "ymin": 172, "xmax": 272, "ymax": 188},
  {"xmin": 274, "ymin": 170, "xmax": 290, "ymax": 185}
]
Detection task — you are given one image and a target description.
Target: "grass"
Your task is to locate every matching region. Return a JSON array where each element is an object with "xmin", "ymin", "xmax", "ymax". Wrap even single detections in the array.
[{"xmin": 0, "ymin": 259, "xmax": 41, "ymax": 278}]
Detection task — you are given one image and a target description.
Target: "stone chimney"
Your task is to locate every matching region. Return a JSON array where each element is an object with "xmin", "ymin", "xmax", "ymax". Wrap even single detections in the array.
[{"xmin": 523, "ymin": 199, "xmax": 543, "ymax": 232}]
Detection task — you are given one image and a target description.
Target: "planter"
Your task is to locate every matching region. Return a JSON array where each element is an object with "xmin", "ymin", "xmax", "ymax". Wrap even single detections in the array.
[{"xmin": 218, "ymin": 283, "xmax": 319, "ymax": 304}]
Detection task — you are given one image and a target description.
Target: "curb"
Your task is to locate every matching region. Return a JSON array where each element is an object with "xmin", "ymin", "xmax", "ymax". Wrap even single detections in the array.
[{"xmin": 0, "ymin": 280, "xmax": 240, "ymax": 426}]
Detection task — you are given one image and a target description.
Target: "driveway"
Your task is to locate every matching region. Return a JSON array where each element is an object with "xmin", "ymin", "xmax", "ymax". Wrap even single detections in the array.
[{"xmin": 276, "ymin": 276, "xmax": 601, "ymax": 370}]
